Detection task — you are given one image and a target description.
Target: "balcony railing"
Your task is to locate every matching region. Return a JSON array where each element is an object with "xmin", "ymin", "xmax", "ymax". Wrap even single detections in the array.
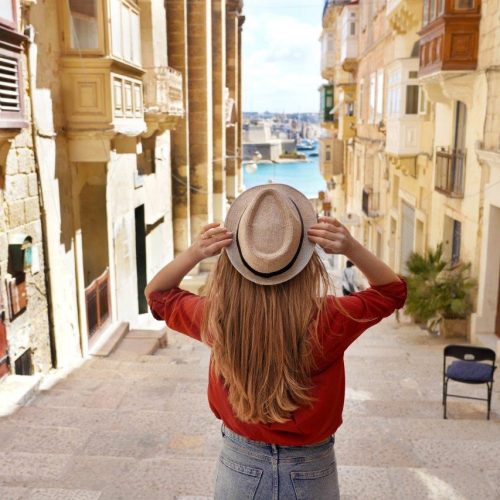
[
  {"xmin": 435, "ymin": 149, "xmax": 465, "ymax": 198},
  {"xmin": 362, "ymin": 188, "xmax": 380, "ymax": 217},
  {"xmin": 85, "ymin": 268, "xmax": 110, "ymax": 337}
]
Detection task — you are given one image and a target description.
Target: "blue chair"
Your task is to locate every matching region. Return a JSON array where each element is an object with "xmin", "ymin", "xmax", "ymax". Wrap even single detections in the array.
[{"xmin": 443, "ymin": 345, "xmax": 496, "ymax": 420}]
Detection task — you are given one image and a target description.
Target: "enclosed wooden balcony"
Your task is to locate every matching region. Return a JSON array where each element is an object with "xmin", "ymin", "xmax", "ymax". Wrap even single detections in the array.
[
  {"xmin": 418, "ymin": 0, "xmax": 481, "ymax": 77},
  {"xmin": 321, "ymin": 30, "xmax": 336, "ymax": 80},
  {"xmin": 320, "ymin": 137, "xmax": 344, "ymax": 179},
  {"xmin": 320, "ymin": 84, "xmax": 336, "ymax": 128},
  {"xmin": 60, "ymin": 58, "xmax": 146, "ymax": 136},
  {"xmin": 340, "ymin": 5, "xmax": 358, "ymax": 72},
  {"xmin": 362, "ymin": 188, "xmax": 380, "ymax": 217},
  {"xmin": 435, "ymin": 148, "xmax": 465, "ymax": 197}
]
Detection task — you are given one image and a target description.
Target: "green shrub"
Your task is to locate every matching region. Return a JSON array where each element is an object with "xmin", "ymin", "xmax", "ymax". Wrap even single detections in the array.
[{"xmin": 404, "ymin": 244, "xmax": 475, "ymax": 333}]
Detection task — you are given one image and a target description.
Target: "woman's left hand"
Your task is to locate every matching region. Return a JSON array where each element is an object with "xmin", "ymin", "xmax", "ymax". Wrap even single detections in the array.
[{"xmin": 189, "ymin": 222, "xmax": 233, "ymax": 262}]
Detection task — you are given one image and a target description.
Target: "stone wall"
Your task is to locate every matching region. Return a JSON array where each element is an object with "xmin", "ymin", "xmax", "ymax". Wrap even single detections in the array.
[{"xmin": 0, "ymin": 128, "xmax": 51, "ymax": 373}]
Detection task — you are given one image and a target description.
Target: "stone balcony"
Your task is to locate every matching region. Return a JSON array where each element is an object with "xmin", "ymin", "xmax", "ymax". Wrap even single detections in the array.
[
  {"xmin": 143, "ymin": 66, "xmax": 184, "ymax": 133},
  {"xmin": 386, "ymin": 0, "xmax": 422, "ymax": 34}
]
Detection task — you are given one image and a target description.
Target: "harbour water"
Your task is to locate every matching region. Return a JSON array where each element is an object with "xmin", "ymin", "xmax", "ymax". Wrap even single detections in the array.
[{"xmin": 242, "ymin": 150, "xmax": 326, "ymax": 199}]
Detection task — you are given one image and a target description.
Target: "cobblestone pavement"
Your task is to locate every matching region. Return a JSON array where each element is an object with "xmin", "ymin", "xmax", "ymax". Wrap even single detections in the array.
[{"xmin": 0, "ymin": 316, "xmax": 499, "ymax": 500}]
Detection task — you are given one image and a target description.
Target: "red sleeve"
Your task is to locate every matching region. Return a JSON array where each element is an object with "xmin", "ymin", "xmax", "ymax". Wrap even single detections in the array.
[
  {"xmin": 147, "ymin": 287, "xmax": 205, "ymax": 342},
  {"xmin": 322, "ymin": 278, "xmax": 407, "ymax": 355}
]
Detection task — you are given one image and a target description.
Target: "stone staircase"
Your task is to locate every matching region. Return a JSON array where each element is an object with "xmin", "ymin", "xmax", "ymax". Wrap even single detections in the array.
[{"xmin": 0, "ymin": 317, "xmax": 498, "ymax": 499}]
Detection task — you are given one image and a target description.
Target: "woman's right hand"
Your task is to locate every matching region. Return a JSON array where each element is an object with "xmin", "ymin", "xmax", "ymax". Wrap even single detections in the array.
[{"xmin": 307, "ymin": 216, "xmax": 356, "ymax": 255}]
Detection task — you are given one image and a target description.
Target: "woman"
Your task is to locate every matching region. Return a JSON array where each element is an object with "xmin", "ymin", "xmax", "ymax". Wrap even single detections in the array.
[{"xmin": 145, "ymin": 185, "xmax": 406, "ymax": 500}]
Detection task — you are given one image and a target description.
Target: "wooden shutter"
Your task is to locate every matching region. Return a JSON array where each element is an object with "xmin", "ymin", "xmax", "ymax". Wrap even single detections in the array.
[{"xmin": 0, "ymin": 55, "xmax": 20, "ymax": 112}]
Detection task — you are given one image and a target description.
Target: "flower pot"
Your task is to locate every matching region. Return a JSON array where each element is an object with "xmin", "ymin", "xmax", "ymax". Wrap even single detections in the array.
[{"xmin": 440, "ymin": 317, "xmax": 469, "ymax": 339}]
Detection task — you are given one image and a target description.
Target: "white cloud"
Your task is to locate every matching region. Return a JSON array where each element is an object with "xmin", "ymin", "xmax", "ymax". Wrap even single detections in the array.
[{"xmin": 242, "ymin": 11, "xmax": 323, "ymax": 113}]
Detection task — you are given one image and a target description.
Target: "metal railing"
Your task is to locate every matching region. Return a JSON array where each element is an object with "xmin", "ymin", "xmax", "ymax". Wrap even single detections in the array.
[
  {"xmin": 435, "ymin": 148, "xmax": 465, "ymax": 198},
  {"xmin": 362, "ymin": 188, "xmax": 380, "ymax": 217}
]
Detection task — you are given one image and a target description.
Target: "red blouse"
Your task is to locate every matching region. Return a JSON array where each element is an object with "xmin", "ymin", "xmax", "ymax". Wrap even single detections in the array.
[{"xmin": 148, "ymin": 278, "xmax": 407, "ymax": 446}]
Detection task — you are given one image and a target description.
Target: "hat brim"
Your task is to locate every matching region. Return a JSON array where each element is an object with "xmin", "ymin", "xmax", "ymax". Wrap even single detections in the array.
[{"xmin": 224, "ymin": 184, "xmax": 317, "ymax": 285}]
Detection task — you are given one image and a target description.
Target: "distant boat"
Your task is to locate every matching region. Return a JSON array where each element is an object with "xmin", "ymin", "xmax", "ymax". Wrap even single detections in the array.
[
  {"xmin": 296, "ymin": 139, "xmax": 314, "ymax": 151},
  {"xmin": 308, "ymin": 152, "xmax": 319, "ymax": 157}
]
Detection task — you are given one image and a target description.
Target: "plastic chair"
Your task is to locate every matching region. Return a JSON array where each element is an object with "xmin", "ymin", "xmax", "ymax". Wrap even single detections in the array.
[{"xmin": 443, "ymin": 344, "xmax": 496, "ymax": 420}]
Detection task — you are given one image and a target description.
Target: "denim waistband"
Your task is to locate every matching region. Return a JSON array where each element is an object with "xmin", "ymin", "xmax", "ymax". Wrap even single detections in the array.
[{"xmin": 221, "ymin": 423, "xmax": 334, "ymax": 451}]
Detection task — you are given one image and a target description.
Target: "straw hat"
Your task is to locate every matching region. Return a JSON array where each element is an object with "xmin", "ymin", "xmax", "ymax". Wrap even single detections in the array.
[{"xmin": 224, "ymin": 184, "xmax": 317, "ymax": 285}]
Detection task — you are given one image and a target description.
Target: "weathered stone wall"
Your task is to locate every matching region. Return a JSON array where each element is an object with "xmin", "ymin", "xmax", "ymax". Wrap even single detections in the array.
[{"xmin": 0, "ymin": 128, "xmax": 51, "ymax": 373}]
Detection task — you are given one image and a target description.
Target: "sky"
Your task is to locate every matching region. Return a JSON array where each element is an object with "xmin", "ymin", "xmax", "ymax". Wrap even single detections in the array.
[{"xmin": 242, "ymin": 0, "xmax": 325, "ymax": 113}]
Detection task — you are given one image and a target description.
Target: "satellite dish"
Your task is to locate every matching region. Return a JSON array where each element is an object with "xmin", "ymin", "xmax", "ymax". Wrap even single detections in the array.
[{"xmin": 338, "ymin": 213, "xmax": 361, "ymax": 226}]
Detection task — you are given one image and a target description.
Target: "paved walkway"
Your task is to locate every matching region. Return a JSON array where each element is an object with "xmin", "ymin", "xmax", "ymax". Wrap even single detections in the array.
[{"xmin": 0, "ymin": 316, "xmax": 499, "ymax": 500}]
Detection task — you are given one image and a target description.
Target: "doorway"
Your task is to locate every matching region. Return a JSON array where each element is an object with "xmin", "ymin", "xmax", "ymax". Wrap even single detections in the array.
[
  {"xmin": 80, "ymin": 183, "xmax": 110, "ymax": 338},
  {"xmin": 135, "ymin": 205, "xmax": 147, "ymax": 314}
]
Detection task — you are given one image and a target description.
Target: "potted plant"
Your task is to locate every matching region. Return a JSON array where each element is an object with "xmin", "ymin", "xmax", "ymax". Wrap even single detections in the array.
[
  {"xmin": 436, "ymin": 263, "xmax": 475, "ymax": 338},
  {"xmin": 404, "ymin": 245, "xmax": 446, "ymax": 332},
  {"xmin": 404, "ymin": 245, "xmax": 475, "ymax": 337}
]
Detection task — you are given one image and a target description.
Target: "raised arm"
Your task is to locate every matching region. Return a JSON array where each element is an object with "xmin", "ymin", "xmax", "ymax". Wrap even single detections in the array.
[
  {"xmin": 144, "ymin": 223, "xmax": 233, "ymax": 300},
  {"xmin": 307, "ymin": 216, "xmax": 400, "ymax": 286}
]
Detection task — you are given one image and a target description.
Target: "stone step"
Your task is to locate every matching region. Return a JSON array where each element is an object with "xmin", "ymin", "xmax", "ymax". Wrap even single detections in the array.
[
  {"xmin": 106, "ymin": 330, "xmax": 166, "ymax": 361},
  {"xmin": 90, "ymin": 322, "xmax": 130, "ymax": 357},
  {"xmin": 0, "ymin": 374, "xmax": 43, "ymax": 417}
]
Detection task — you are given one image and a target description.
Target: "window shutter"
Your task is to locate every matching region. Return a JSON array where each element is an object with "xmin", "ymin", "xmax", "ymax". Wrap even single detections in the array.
[{"xmin": 0, "ymin": 55, "xmax": 20, "ymax": 112}]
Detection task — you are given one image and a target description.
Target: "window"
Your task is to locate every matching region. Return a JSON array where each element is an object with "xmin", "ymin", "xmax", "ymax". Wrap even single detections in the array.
[
  {"xmin": 358, "ymin": 79, "xmax": 365, "ymax": 123},
  {"xmin": 387, "ymin": 68, "xmax": 401, "ymax": 116},
  {"xmin": 111, "ymin": 0, "xmax": 141, "ymax": 65},
  {"xmin": 451, "ymin": 220, "xmax": 461, "ymax": 264},
  {"xmin": 0, "ymin": 0, "xmax": 26, "ymax": 129},
  {"xmin": 325, "ymin": 148, "xmax": 331, "ymax": 162},
  {"xmin": 376, "ymin": 69, "xmax": 384, "ymax": 123},
  {"xmin": 350, "ymin": 20, "xmax": 356, "ymax": 36},
  {"xmin": 405, "ymin": 85, "xmax": 419, "ymax": 114},
  {"xmin": 369, "ymin": 73, "xmax": 376, "ymax": 123},
  {"xmin": 69, "ymin": 0, "xmax": 99, "ymax": 50},
  {"xmin": 0, "ymin": 0, "xmax": 16, "ymax": 28},
  {"xmin": 418, "ymin": 86, "xmax": 427, "ymax": 114},
  {"xmin": 455, "ymin": 0, "xmax": 474, "ymax": 8}
]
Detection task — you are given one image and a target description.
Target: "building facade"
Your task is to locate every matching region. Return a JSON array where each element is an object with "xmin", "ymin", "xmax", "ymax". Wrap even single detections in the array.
[
  {"xmin": 0, "ymin": 0, "xmax": 244, "ymax": 379},
  {"xmin": 320, "ymin": 0, "xmax": 500, "ymax": 346}
]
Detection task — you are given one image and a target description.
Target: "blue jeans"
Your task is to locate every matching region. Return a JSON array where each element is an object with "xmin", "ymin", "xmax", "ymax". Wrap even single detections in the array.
[{"xmin": 214, "ymin": 424, "xmax": 340, "ymax": 500}]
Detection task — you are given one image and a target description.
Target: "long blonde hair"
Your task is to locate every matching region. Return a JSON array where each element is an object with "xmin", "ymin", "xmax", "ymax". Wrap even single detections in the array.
[{"xmin": 201, "ymin": 251, "xmax": 331, "ymax": 424}]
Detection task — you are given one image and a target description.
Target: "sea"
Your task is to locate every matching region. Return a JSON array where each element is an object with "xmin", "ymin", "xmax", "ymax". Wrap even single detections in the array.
[{"xmin": 242, "ymin": 147, "xmax": 326, "ymax": 200}]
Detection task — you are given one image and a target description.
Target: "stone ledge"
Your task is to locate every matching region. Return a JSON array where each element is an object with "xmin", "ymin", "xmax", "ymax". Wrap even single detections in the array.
[{"xmin": 0, "ymin": 374, "xmax": 42, "ymax": 417}]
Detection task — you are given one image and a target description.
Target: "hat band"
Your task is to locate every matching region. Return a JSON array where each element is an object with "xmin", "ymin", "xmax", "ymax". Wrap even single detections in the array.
[{"xmin": 235, "ymin": 199, "xmax": 304, "ymax": 279}]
